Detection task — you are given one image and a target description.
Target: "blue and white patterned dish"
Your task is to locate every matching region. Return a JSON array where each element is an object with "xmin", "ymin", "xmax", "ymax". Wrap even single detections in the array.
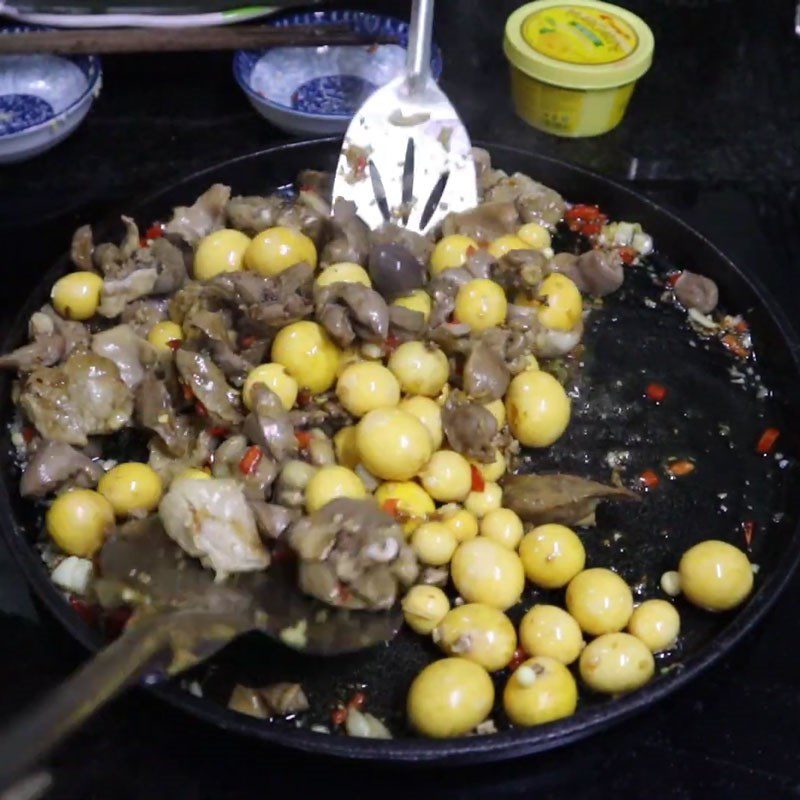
[
  {"xmin": 0, "ymin": 26, "xmax": 102, "ymax": 164},
  {"xmin": 233, "ymin": 10, "xmax": 443, "ymax": 135}
]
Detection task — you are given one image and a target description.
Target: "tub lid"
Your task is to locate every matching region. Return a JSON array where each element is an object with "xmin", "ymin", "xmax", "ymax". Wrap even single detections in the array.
[{"xmin": 504, "ymin": 0, "xmax": 654, "ymax": 89}]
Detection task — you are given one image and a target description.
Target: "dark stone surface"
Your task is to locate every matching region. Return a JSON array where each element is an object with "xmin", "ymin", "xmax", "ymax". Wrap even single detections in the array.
[{"xmin": 1, "ymin": 0, "xmax": 800, "ymax": 797}]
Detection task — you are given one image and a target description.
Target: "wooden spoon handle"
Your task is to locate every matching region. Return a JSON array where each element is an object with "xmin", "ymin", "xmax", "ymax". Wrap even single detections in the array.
[{"xmin": 0, "ymin": 25, "xmax": 394, "ymax": 55}]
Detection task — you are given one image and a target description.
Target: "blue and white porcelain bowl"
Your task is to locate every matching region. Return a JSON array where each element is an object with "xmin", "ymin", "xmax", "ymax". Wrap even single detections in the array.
[
  {"xmin": 233, "ymin": 10, "xmax": 443, "ymax": 136},
  {"xmin": 0, "ymin": 26, "xmax": 102, "ymax": 164}
]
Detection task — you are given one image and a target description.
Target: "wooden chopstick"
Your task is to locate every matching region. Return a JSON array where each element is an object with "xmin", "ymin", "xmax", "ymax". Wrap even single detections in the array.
[{"xmin": 0, "ymin": 24, "xmax": 397, "ymax": 55}]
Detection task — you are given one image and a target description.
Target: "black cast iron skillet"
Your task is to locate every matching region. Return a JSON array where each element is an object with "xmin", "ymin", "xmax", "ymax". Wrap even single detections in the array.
[{"xmin": 1, "ymin": 139, "xmax": 799, "ymax": 764}]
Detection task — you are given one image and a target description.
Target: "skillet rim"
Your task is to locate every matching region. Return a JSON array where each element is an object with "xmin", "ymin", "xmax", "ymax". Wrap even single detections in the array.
[{"xmin": 2, "ymin": 137, "xmax": 799, "ymax": 764}]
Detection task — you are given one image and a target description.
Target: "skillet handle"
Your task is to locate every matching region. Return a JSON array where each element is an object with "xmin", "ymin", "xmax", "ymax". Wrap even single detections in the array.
[{"xmin": 0, "ymin": 613, "xmax": 172, "ymax": 793}]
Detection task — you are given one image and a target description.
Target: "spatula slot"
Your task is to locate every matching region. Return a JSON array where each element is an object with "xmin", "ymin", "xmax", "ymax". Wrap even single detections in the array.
[
  {"xmin": 419, "ymin": 170, "xmax": 449, "ymax": 231},
  {"xmin": 368, "ymin": 159, "xmax": 392, "ymax": 223}
]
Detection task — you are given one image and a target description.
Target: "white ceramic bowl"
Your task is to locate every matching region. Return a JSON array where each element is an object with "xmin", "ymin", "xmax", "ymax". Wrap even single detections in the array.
[
  {"xmin": 0, "ymin": 27, "xmax": 102, "ymax": 164},
  {"xmin": 233, "ymin": 10, "xmax": 442, "ymax": 136}
]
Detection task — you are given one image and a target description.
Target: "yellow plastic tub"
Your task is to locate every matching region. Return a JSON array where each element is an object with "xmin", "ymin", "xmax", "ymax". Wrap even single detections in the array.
[{"xmin": 503, "ymin": 0, "xmax": 654, "ymax": 138}]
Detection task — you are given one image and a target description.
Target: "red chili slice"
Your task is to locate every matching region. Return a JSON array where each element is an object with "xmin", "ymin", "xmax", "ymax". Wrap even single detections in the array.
[
  {"xmin": 381, "ymin": 498, "xmax": 400, "ymax": 517},
  {"xmin": 564, "ymin": 205, "xmax": 609, "ymax": 237},
  {"xmin": 646, "ymin": 382, "xmax": 667, "ymax": 402},
  {"xmin": 565, "ymin": 204, "xmax": 602, "ymax": 222},
  {"xmin": 507, "ymin": 647, "xmax": 528, "ymax": 672},
  {"xmin": 639, "ymin": 469, "xmax": 660, "ymax": 489},
  {"xmin": 239, "ymin": 445, "xmax": 263, "ymax": 475},
  {"xmin": 331, "ymin": 706, "xmax": 348, "ymax": 726},
  {"xmin": 756, "ymin": 427, "xmax": 780, "ymax": 455},
  {"xmin": 721, "ymin": 333, "xmax": 750, "ymax": 360},
  {"xmin": 470, "ymin": 464, "xmax": 486, "ymax": 493},
  {"xmin": 295, "ymin": 430, "xmax": 312, "ymax": 449},
  {"xmin": 618, "ymin": 246, "xmax": 638, "ymax": 265},
  {"xmin": 742, "ymin": 520, "xmax": 756, "ymax": 549},
  {"xmin": 668, "ymin": 459, "xmax": 695, "ymax": 477},
  {"xmin": 166, "ymin": 339, "xmax": 182, "ymax": 351},
  {"xmin": 145, "ymin": 223, "xmax": 165, "ymax": 241},
  {"xmin": 580, "ymin": 220, "xmax": 604, "ymax": 237}
]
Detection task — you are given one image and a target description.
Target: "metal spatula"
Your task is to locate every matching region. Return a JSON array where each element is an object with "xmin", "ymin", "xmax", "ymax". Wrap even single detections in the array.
[
  {"xmin": 0, "ymin": 518, "xmax": 401, "ymax": 792},
  {"xmin": 332, "ymin": 0, "xmax": 477, "ymax": 234}
]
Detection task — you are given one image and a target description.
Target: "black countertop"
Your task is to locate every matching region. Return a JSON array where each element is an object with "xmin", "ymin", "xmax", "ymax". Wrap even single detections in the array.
[{"xmin": 2, "ymin": 1, "xmax": 800, "ymax": 797}]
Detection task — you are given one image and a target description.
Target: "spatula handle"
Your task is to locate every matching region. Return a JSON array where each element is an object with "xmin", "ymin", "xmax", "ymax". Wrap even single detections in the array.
[
  {"xmin": 0, "ymin": 609, "xmax": 240, "ymax": 793},
  {"xmin": 0, "ymin": 616, "xmax": 171, "ymax": 793},
  {"xmin": 406, "ymin": 0, "xmax": 434, "ymax": 94}
]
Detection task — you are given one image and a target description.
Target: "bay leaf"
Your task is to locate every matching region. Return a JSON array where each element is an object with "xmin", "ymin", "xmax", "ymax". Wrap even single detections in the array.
[{"xmin": 502, "ymin": 473, "xmax": 639, "ymax": 527}]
